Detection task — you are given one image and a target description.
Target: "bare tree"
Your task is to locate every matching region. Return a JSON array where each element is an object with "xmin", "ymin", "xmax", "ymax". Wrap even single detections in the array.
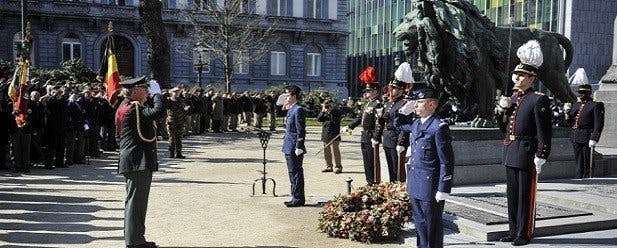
[
  {"xmin": 189, "ymin": 0, "xmax": 277, "ymax": 93},
  {"xmin": 139, "ymin": 0, "xmax": 171, "ymax": 88}
]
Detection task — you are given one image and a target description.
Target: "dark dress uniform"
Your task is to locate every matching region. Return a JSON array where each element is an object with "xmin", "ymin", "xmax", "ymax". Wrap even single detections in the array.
[
  {"xmin": 497, "ymin": 88, "xmax": 552, "ymax": 241},
  {"xmin": 115, "ymin": 77, "xmax": 166, "ymax": 248},
  {"xmin": 395, "ymin": 89, "xmax": 454, "ymax": 248},
  {"xmin": 281, "ymin": 86, "xmax": 306, "ymax": 207},
  {"xmin": 375, "ymin": 94, "xmax": 412, "ymax": 182},
  {"xmin": 346, "ymin": 91, "xmax": 382, "ymax": 184},
  {"xmin": 567, "ymin": 95, "xmax": 604, "ymax": 178}
]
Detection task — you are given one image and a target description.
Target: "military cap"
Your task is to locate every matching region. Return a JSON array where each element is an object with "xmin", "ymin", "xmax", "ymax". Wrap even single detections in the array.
[
  {"xmin": 120, "ymin": 76, "xmax": 148, "ymax": 88},
  {"xmin": 362, "ymin": 82, "xmax": 379, "ymax": 92},
  {"xmin": 416, "ymin": 87, "xmax": 439, "ymax": 100},
  {"xmin": 283, "ymin": 85, "xmax": 302, "ymax": 96},
  {"xmin": 388, "ymin": 79, "xmax": 405, "ymax": 89},
  {"xmin": 578, "ymin": 84, "xmax": 592, "ymax": 93}
]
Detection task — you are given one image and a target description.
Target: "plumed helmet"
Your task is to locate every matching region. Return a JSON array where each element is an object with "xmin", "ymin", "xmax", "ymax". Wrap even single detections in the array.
[
  {"xmin": 359, "ymin": 66, "xmax": 378, "ymax": 84},
  {"xmin": 513, "ymin": 40, "xmax": 543, "ymax": 76},
  {"xmin": 394, "ymin": 62, "xmax": 415, "ymax": 84}
]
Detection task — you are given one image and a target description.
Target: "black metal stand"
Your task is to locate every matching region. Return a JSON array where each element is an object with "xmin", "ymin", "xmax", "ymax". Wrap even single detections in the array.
[
  {"xmin": 252, "ymin": 131, "xmax": 276, "ymax": 196},
  {"xmin": 346, "ymin": 177, "xmax": 353, "ymax": 194}
]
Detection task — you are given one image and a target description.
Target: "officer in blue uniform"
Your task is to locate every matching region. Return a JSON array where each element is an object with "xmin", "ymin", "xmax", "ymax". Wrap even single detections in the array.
[
  {"xmin": 495, "ymin": 40, "xmax": 552, "ymax": 246},
  {"xmin": 565, "ymin": 83, "xmax": 604, "ymax": 178},
  {"xmin": 281, "ymin": 85, "xmax": 306, "ymax": 207},
  {"xmin": 395, "ymin": 87, "xmax": 454, "ymax": 248},
  {"xmin": 116, "ymin": 76, "xmax": 166, "ymax": 248}
]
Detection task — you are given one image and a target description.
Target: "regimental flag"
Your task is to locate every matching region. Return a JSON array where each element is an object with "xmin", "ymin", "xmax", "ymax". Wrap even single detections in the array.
[
  {"xmin": 97, "ymin": 44, "xmax": 121, "ymax": 105},
  {"xmin": 8, "ymin": 60, "xmax": 30, "ymax": 127}
]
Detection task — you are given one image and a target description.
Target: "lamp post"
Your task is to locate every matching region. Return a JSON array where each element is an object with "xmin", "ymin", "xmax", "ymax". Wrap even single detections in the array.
[
  {"xmin": 197, "ymin": 53, "xmax": 203, "ymax": 88},
  {"xmin": 194, "ymin": 46, "xmax": 207, "ymax": 88}
]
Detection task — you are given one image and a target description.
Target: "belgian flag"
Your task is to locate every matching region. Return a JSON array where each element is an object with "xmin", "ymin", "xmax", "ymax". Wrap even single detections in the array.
[
  {"xmin": 97, "ymin": 38, "xmax": 121, "ymax": 105},
  {"xmin": 8, "ymin": 60, "xmax": 30, "ymax": 127}
]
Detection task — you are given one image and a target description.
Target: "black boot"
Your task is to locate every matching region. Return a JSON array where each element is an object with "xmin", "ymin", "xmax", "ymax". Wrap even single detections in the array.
[{"xmin": 169, "ymin": 149, "xmax": 175, "ymax": 158}]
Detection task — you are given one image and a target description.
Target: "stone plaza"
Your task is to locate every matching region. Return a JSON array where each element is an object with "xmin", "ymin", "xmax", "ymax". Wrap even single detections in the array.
[{"xmin": 0, "ymin": 127, "xmax": 616, "ymax": 247}]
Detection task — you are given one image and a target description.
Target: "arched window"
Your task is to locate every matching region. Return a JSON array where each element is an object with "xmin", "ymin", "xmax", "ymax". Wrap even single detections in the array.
[
  {"xmin": 270, "ymin": 45, "xmax": 286, "ymax": 76},
  {"xmin": 62, "ymin": 33, "xmax": 81, "ymax": 62},
  {"xmin": 306, "ymin": 45, "xmax": 322, "ymax": 76}
]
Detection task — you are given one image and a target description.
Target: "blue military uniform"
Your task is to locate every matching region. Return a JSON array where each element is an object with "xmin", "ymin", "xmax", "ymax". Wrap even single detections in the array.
[
  {"xmin": 281, "ymin": 86, "xmax": 306, "ymax": 207},
  {"xmin": 395, "ymin": 88, "xmax": 454, "ymax": 248},
  {"xmin": 567, "ymin": 84, "xmax": 604, "ymax": 178},
  {"xmin": 497, "ymin": 88, "xmax": 552, "ymax": 241}
]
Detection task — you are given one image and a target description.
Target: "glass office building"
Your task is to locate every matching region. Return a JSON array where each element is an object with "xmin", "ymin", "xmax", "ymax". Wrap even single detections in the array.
[{"xmin": 347, "ymin": 0, "xmax": 617, "ymax": 96}]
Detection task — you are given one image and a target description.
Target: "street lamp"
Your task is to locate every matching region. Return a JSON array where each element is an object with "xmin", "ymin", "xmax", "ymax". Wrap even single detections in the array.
[{"xmin": 194, "ymin": 46, "xmax": 207, "ymax": 88}]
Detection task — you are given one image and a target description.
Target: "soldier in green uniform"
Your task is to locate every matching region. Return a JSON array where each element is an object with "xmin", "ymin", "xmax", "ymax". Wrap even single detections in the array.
[{"xmin": 166, "ymin": 87, "xmax": 189, "ymax": 159}]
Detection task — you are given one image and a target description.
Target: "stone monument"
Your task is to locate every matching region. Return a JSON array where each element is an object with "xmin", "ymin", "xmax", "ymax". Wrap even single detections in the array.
[{"xmin": 596, "ymin": 16, "xmax": 617, "ymax": 148}]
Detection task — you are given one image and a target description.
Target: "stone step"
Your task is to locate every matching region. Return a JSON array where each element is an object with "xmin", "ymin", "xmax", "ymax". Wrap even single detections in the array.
[{"xmin": 445, "ymin": 211, "xmax": 617, "ymax": 241}]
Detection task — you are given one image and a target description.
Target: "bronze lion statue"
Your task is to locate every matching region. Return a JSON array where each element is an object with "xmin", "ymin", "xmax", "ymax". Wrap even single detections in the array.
[{"xmin": 394, "ymin": 0, "xmax": 576, "ymax": 127}]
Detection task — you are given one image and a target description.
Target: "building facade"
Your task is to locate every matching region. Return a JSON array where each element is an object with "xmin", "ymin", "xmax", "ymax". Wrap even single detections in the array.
[
  {"xmin": 0, "ymin": 0, "xmax": 349, "ymax": 96},
  {"xmin": 348, "ymin": 0, "xmax": 617, "ymax": 96}
]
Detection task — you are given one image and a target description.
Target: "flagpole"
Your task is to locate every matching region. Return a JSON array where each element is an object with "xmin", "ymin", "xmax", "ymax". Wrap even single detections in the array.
[{"xmin": 20, "ymin": 0, "xmax": 28, "ymax": 62}]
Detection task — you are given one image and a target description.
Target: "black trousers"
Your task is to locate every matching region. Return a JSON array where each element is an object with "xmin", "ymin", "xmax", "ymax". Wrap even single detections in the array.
[
  {"xmin": 572, "ymin": 142, "xmax": 591, "ymax": 178},
  {"xmin": 505, "ymin": 166, "xmax": 534, "ymax": 239},
  {"xmin": 383, "ymin": 147, "xmax": 398, "ymax": 182},
  {"xmin": 361, "ymin": 142, "xmax": 374, "ymax": 184}
]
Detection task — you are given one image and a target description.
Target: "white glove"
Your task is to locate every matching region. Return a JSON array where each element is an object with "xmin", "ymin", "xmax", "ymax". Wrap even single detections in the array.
[
  {"xmin": 495, "ymin": 96, "xmax": 512, "ymax": 113},
  {"xmin": 398, "ymin": 100, "xmax": 415, "ymax": 115},
  {"xmin": 275, "ymin": 94, "xmax": 286, "ymax": 106},
  {"xmin": 341, "ymin": 126, "xmax": 350, "ymax": 134},
  {"xmin": 184, "ymin": 105, "xmax": 191, "ymax": 111},
  {"xmin": 589, "ymin": 140, "xmax": 597, "ymax": 148},
  {"xmin": 396, "ymin": 145, "xmax": 406, "ymax": 153},
  {"xmin": 563, "ymin": 102, "xmax": 572, "ymax": 111},
  {"xmin": 83, "ymin": 123, "xmax": 90, "ymax": 131},
  {"xmin": 371, "ymin": 139, "xmax": 380, "ymax": 146},
  {"xmin": 435, "ymin": 191, "xmax": 449, "ymax": 202},
  {"xmin": 148, "ymin": 80, "xmax": 161, "ymax": 95},
  {"xmin": 534, "ymin": 156, "xmax": 546, "ymax": 174},
  {"xmin": 294, "ymin": 148, "xmax": 304, "ymax": 156}
]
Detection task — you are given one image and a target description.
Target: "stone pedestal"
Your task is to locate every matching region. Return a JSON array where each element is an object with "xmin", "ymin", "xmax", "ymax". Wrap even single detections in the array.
[{"xmin": 596, "ymin": 64, "xmax": 617, "ymax": 148}]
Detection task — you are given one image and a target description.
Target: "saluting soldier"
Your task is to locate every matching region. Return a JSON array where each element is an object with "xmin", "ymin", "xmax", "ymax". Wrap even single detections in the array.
[
  {"xmin": 564, "ymin": 68, "xmax": 605, "ymax": 179},
  {"xmin": 374, "ymin": 62, "xmax": 414, "ymax": 182},
  {"xmin": 115, "ymin": 76, "xmax": 166, "ymax": 248},
  {"xmin": 341, "ymin": 66, "xmax": 382, "ymax": 185},
  {"xmin": 394, "ymin": 87, "xmax": 454, "ymax": 248},
  {"xmin": 166, "ymin": 87, "xmax": 190, "ymax": 159},
  {"xmin": 495, "ymin": 40, "xmax": 552, "ymax": 246}
]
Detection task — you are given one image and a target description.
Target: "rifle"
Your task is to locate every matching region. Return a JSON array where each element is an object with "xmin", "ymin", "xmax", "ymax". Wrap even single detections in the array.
[{"xmin": 373, "ymin": 142, "xmax": 381, "ymax": 184}]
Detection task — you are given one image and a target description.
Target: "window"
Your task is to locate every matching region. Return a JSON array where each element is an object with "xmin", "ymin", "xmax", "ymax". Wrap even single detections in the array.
[
  {"xmin": 273, "ymin": 0, "xmax": 287, "ymax": 16},
  {"xmin": 194, "ymin": 48, "xmax": 211, "ymax": 73},
  {"xmin": 307, "ymin": 0, "xmax": 323, "ymax": 19},
  {"xmin": 234, "ymin": 50, "xmax": 249, "ymax": 74},
  {"xmin": 62, "ymin": 35, "xmax": 81, "ymax": 62},
  {"xmin": 239, "ymin": 0, "xmax": 249, "ymax": 13},
  {"xmin": 306, "ymin": 53, "xmax": 321, "ymax": 76},
  {"xmin": 270, "ymin": 51, "xmax": 286, "ymax": 76}
]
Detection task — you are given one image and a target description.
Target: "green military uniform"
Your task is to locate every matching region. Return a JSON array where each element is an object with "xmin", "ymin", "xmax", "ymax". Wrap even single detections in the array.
[{"xmin": 166, "ymin": 97, "xmax": 188, "ymax": 158}]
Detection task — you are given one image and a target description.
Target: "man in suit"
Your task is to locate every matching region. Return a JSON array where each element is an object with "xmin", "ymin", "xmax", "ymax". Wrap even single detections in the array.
[
  {"xmin": 495, "ymin": 40, "xmax": 552, "ymax": 246},
  {"xmin": 565, "ymin": 82, "xmax": 604, "ymax": 178},
  {"xmin": 281, "ymin": 85, "xmax": 306, "ymax": 207},
  {"xmin": 116, "ymin": 76, "xmax": 166, "ymax": 248},
  {"xmin": 341, "ymin": 82, "xmax": 382, "ymax": 184}
]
